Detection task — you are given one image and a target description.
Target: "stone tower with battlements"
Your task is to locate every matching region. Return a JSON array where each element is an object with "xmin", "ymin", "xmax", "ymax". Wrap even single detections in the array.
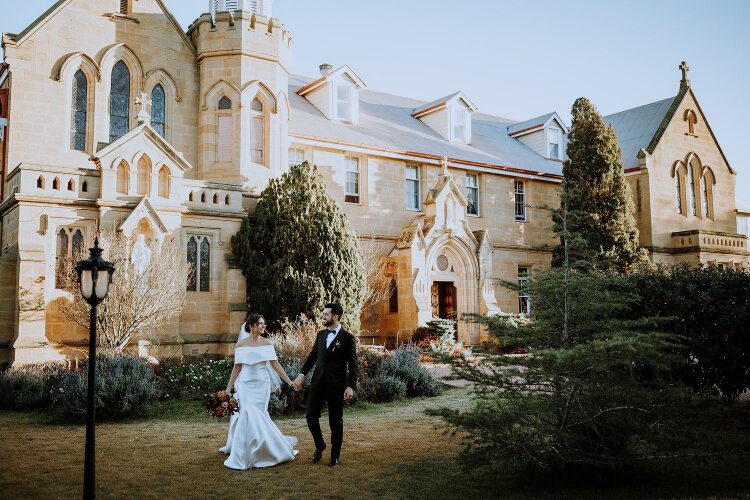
[{"xmin": 188, "ymin": 0, "xmax": 291, "ymax": 190}]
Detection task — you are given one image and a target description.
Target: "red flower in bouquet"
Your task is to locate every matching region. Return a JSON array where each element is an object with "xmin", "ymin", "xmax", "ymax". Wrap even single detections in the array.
[{"xmin": 205, "ymin": 391, "xmax": 238, "ymax": 420}]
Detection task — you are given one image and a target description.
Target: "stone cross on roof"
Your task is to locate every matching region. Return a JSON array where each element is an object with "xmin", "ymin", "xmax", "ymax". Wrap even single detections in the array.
[
  {"xmin": 679, "ymin": 61, "xmax": 690, "ymax": 87},
  {"xmin": 135, "ymin": 92, "xmax": 152, "ymax": 125},
  {"xmin": 441, "ymin": 156, "xmax": 450, "ymax": 176}
]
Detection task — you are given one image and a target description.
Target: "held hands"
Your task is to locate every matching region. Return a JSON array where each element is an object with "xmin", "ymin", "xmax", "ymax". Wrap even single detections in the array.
[
  {"xmin": 343, "ymin": 387, "xmax": 354, "ymax": 401},
  {"xmin": 292, "ymin": 374, "xmax": 305, "ymax": 392}
]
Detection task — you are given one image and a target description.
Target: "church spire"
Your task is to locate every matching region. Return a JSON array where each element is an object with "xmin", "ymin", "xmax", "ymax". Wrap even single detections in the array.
[
  {"xmin": 679, "ymin": 61, "xmax": 690, "ymax": 89},
  {"xmin": 210, "ymin": 0, "xmax": 273, "ymax": 21}
]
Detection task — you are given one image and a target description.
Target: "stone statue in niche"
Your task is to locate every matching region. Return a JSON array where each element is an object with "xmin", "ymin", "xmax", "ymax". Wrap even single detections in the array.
[{"xmin": 131, "ymin": 234, "xmax": 152, "ymax": 275}]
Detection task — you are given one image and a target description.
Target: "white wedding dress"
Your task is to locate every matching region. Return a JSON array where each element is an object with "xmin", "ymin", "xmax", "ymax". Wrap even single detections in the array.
[{"xmin": 219, "ymin": 342, "xmax": 298, "ymax": 470}]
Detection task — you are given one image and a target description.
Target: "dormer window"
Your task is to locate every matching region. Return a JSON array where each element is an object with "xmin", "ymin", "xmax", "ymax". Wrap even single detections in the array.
[
  {"xmin": 548, "ymin": 128, "xmax": 561, "ymax": 159},
  {"xmin": 296, "ymin": 64, "xmax": 366, "ymax": 124},
  {"xmin": 337, "ymin": 83, "xmax": 354, "ymax": 121},
  {"xmin": 452, "ymin": 108, "xmax": 467, "ymax": 142},
  {"xmin": 412, "ymin": 91, "xmax": 477, "ymax": 143},
  {"xmin": 119, "ymin": 0, "xmax": 131, "ymax": 15}
]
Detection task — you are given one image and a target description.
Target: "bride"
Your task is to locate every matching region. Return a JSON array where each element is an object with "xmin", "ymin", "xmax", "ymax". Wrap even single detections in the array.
[{"xmin": 219, "ymin": 314, "xmax": 299, "ymax": 470}]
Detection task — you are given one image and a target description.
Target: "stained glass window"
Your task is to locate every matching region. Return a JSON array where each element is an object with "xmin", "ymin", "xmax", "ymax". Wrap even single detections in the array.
[
  {"xmin": 71, "ymin": 70, "xmax": 87, "ymax": 151},
  {"xmin": 187, "ymin": 236, "xmax": 211, "ymax": 292},
  {"xmin": 72, "ymin": 229, "xmax": 83, "ymax": 260},
  {"xmin": 109, "ymin": 61, "xmax": 130, "ymax": 143},
  {"xmin": 187, "ymin": 236, "xmax": 197, "ymax": 291},
  {"xmin": 151, "ymin": 84, "xmax": 166, "ymax": 138},
  {"xmin": 200, "ymin": 238, "xmax": 210, "ymax": 292},
  {"xmin": 55, "ymin": 229, "xmax": 68, "ymax": 288}
]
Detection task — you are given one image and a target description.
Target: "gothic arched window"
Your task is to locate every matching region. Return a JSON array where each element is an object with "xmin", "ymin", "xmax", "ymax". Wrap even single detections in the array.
[
  {"xmin": 187, "ymin": 235, "xmax": 211, "ymax": 292},
  {"xmin": 109, "ymin": 61, "xmax": 131, "ymax": 143},
  {"xmin": 117, "ymin": 161, "xmax": 130, "ymax": 194},
  {"xmin": 687, "ymin": 160, "xmax": 697, "ymax": 216},
  {"xmin": 158, "ymin": 165, "xmax": 170, "ymax": 198},
  {"xmin": 137, "ymin": 156, "xmax": 151, "ymax": 195},
  {"xmin": 217, "ymin": 97, "xmax": 233, "ymax": 163},
  {"xmin": 200, "ymin": 238, "xmax": 210, "ymax": 292},
  {"xmin": 675, "ymin": 173, "xmax": 683, "ymax": 215},
  {"xmin": 71, "ymin": 69, "xmax": 88, "ymax": 151},
  {"xmin": 55, "ymin": 228, "xmax": 69, "ymax": 288},
  {"xmin": 250, "ymin": 97, "xmax": 264, "ymax": 164},
  {"xmin": 151, "ymin": 84, "xmax": 166, "ymax": 138}
]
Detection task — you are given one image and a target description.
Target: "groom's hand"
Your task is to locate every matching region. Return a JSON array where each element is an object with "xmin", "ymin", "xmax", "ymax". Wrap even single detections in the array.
[
  {"xmin": 293, "ymin": 374, "xmax": 304, "ymax": 391},
  {"xmin": 343, "ymin": 387, "xmax": 354, "ymax": 401}
]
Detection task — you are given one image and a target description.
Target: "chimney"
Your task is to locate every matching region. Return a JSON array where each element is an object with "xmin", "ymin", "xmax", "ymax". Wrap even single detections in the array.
[{"xmin": 319, "ymin": 64, "xmax": 333, "ymax": 77}]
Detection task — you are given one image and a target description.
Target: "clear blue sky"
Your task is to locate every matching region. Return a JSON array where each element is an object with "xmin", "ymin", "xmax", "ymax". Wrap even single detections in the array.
[{"xmin": 3, "ymin": 0, "xmax": 749, "ymax": 206}]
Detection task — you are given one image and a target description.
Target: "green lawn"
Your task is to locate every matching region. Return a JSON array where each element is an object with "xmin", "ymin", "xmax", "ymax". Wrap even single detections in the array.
[{"xmin": 1, "ymin": 388, "xmax": 748, "ymax": 499}]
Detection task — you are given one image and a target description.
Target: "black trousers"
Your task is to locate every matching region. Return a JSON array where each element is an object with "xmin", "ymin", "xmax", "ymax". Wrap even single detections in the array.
[{"xmin": 305, "ymin": 385, "xmax": 344, "ymax": 460}]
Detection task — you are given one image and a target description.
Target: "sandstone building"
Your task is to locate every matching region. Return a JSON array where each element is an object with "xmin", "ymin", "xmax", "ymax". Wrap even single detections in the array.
[{"xmin": 0, "ymin": 0, "xmax": 746, "ymax": 365}]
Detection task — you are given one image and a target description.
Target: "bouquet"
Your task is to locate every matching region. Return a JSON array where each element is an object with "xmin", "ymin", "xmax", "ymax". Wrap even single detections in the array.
[{"xmin": 205, "ymin": 390, "xmax": 238, "ymax": 420}]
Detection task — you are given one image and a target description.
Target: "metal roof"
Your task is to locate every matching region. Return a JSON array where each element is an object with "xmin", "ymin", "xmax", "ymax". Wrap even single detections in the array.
[
  {"xmin": 603, "ymin": 97, "xmax": 676, "ymax": 169},
  {"xmin": 288, "ymin": 75, "xmax": 563, "ymax": 176},
  {"xmin": 507, "ymin": 112, "xmax": 557, "ymax": 135}
]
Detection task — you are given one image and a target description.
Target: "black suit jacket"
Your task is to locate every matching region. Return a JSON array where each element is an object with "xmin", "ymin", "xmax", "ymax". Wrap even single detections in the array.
[{"xmin": 300, "ymin": 328, "xmax": 358, "ymax": 391}]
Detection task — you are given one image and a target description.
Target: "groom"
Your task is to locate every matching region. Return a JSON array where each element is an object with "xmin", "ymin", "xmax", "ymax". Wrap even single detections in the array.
[{"xmin": 293, "ymin": 303, "xmax": 358, "ymax": 468}]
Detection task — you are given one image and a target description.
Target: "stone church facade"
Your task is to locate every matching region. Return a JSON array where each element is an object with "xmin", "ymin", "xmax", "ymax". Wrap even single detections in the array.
[{"xmin": 0, "ymin": 0, "xmax": 746, "ymax": 365}]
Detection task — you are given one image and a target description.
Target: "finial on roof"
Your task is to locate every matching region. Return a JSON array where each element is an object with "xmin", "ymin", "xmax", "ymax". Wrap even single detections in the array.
[
  {"xmin": 440, "ymin": 156, "xmax": 451, "ymax": 177},
  {"xmin": 679, "ymin": 61, "xmax": 690, "ymax": 88}
]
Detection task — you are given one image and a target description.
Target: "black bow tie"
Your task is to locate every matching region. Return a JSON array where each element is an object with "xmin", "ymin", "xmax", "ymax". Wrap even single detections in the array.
[{"xmin": 327, "ymin": 329, "xmax": 336, "ymax": 334}]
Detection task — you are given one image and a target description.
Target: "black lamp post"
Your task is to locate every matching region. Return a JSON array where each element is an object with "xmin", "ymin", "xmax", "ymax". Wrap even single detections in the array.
[{"xmin": 75, "ymin": 237, "xmax": 115, "ymax": 500}]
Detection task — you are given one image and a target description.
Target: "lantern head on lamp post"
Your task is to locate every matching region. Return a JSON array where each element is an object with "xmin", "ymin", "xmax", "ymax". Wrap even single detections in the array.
[{"xmin": 75, "ymin": 237, "xmax": 115, "ymax": 500}]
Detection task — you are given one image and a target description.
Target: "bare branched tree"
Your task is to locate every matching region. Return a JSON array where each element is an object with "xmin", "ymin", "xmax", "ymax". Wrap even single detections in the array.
[
  {"xmin": 58, "ymin": 228, "xmax": 190, "ymax": 351},
  {"xmin": 358, "ymin": 233, "xmax": 394, "ymax": 319}
]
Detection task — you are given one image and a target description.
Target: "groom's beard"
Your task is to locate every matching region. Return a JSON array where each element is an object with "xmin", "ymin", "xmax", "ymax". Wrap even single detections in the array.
[{"xmin": 323, "ymin": 319, "xmax": 334, "ymax": 327}]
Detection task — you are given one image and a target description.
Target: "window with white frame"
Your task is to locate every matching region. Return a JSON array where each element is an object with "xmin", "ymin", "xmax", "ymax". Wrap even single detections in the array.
[
  {"xmin": 344, "ymin": 156, "xmax": 360, "ymax": 204},
  {"xmin": 548, "ymin": 128, "xmax": 561, "ymax": 159},
  {"xmin": 250, "ymin": 97, "xmax": 264, "ymax": 164},
  {"xmin": 217, "ymin": 96, "xmax": 233, "ymax": 163},
  {"xmin": 518, "ymin": 266, "xmax": 531, "ymax": 315},
  {"xmin": 187, "ymin": 235, "xmax": 211, "ymax": 292},
  {"xmin": 288, "ymin": 148, "xmax": 304, "ymax": 169},
  {"xmin": 406, "ymin": 165, "xmax": 420, "ymax": 210},
  {"xmin": 466, "ymin": 173, "xmax": 479, "ymax": 216},
  {"xmin": 336, "ymin": 83, "xmax": 353, "ymax": 121},
  {"xmin": 675, "ymin": 174, "xmax": 683, "ymax": 214},
  {"xmin": 514, "ymin": 180, "xmax": 526, "ymax": 221},
  {"xmin": 452, "ymin": 107, "xmax": 467, "ymax": 142}
]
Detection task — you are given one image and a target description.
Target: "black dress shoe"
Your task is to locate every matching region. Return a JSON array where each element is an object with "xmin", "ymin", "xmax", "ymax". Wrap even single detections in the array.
[
  {"xmin": 329, "ymin": 458, "xmax": 341, "ymax": 468},
  {"xmin": 312, "ymin": 446, "xmax": 326, "ymax": 463}
]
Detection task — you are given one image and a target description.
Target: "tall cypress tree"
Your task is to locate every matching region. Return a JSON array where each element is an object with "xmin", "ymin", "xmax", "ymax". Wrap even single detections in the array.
[
  {"xmin": 552, "ymin": 97, "xmax": 645, "ymax": 271},
  {"xmin": 231, "ymin": 162, "xmax": 366, "ymax": 331}
]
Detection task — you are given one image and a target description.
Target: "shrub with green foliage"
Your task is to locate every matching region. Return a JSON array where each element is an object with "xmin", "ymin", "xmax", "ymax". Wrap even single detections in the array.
[
  {"xmin": 55, "ymin": 352, "xmax": 161, "ymax": 421},
  {"xmin": 623, "ymin": 264, "xmax": 750, "ymax": 400},
  {"xmin": 380, "ymin": 345, "xmax": 443, "ymax": 398},
  {"xmin": 431, "ymin": 267, "xmax": 699, "ymax": 473},
  {"xmin": 231, "ymin": 162, "xmax": 366, "ymax": 331},
  {"xmin": 0, "ymin": 362, "xmax": 67, "ymax": 410},
  {"xmin": 159, "ymin": 358, "xmax": 234, "ymax": 400}
]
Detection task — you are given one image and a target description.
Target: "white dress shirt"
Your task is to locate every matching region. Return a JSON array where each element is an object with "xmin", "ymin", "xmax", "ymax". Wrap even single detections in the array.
[{"xmin": 325, "ymin": 325, "xmax": 341, "ymax": 348}]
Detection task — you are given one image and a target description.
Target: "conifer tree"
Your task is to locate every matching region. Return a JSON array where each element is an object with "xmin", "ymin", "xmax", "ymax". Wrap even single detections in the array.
[
  {"xmin": 231, "ymin": 162, "xmax": 366, "ymax": 331},
  {"xmin": 552, "ymin": 97, "xmax": 646, "ymax": 271}
]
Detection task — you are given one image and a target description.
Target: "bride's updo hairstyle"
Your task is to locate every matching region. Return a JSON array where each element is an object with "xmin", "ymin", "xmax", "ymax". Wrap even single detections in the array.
[{"xmin": 245, "ymin": 313, "xmax": 265, "ymax": 332}]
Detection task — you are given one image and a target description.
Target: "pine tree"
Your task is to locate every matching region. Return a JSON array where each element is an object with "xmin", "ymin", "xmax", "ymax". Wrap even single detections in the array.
[
  {"xmin": 552, "ymin": 97, "xmax": 646, "ymax": 271},
  {"xmin": 231, "ymin": 162, "xmax": 366, "ymax": 331}
]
